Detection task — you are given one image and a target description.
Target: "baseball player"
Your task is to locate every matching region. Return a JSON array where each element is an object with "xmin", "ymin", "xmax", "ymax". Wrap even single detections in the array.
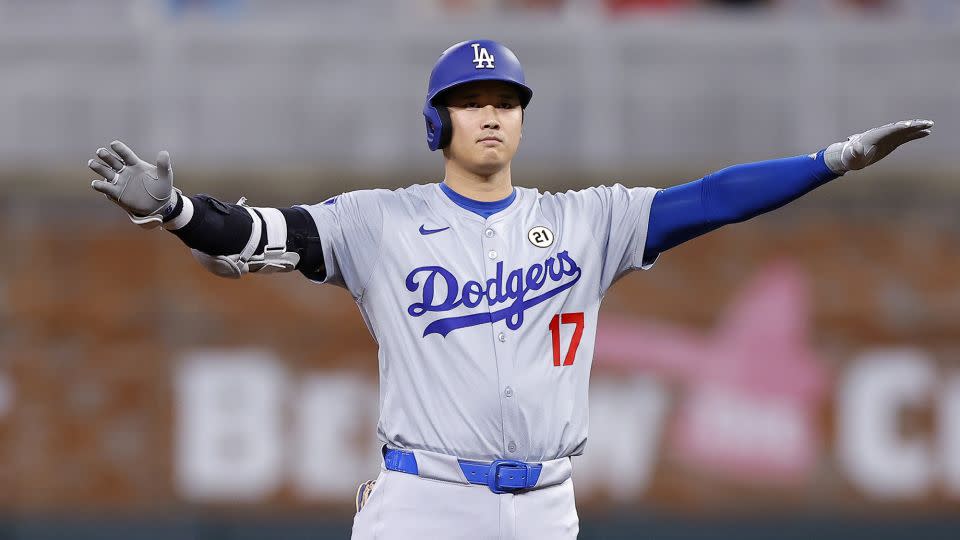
[{"xmin": 87, "ymin": 40, "xmax": 932, "ymax": 539}]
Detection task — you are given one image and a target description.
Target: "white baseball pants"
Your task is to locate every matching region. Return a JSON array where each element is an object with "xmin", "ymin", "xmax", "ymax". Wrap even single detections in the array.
[{"xmin": 350, "ymin": 467, "xmax": 579, "ymax": 540}]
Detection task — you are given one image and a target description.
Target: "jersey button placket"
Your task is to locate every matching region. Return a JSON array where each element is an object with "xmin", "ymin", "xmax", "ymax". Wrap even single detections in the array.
[{"xmin": 483, "ymin": 222, "xmax": 518, "ymax": 458}]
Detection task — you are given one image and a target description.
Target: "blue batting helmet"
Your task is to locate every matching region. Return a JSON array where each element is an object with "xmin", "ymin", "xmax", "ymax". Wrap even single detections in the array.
[{"xmin": 423, "ymin": 40, "xmax": 533, "ymax": 151}]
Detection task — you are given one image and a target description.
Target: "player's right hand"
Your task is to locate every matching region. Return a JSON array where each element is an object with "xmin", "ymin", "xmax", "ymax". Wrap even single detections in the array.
[{"xmin": 88, "ymin": 140, "xmax": 176, "ymax": 228}]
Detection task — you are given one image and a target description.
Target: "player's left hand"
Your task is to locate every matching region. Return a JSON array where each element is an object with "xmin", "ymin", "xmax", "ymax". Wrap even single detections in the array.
[{"xmin": 824, "ymin": 119, "xmax": 934, "ymax": 174}]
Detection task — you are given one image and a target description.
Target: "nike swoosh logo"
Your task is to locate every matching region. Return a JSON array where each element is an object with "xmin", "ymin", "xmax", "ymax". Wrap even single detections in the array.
[{"xmin": 419, "ymin": 225, "xmax": 450, "ymax": 235}]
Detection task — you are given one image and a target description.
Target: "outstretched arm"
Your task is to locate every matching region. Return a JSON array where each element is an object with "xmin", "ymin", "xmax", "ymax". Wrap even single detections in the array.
[
  {"xmin": 644, "ymin": 119, "xmax": 934, "ymax": 262},
  {"xmin": 88, "ymin": 140, "xmax": 326, "ymax": 279}
]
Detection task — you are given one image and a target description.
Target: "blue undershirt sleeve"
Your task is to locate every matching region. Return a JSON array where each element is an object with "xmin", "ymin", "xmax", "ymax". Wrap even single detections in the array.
[{"xmin": 643, "ymin": 149, "xmax": 840, "ymax": 264}]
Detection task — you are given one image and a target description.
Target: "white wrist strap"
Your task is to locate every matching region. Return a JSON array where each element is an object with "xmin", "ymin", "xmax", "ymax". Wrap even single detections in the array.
[{"xmin": 163, "ymin": 191, "xmax": 194, "ymax": 231}]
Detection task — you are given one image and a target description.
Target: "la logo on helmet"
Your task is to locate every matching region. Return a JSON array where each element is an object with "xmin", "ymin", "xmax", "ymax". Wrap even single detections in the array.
[{"xmin": 471, "ymin": 43, "xmax": 495, "ymax": 69}]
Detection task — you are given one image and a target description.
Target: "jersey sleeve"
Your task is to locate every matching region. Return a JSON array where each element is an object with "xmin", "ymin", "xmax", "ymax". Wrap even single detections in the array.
[
  {"xmin": 571, "ymin": 184, "xmax": 659, "ymax": 296},
  {"xmin": 297, "ymin": 189, "xmax": 387, "ymax": 298}
]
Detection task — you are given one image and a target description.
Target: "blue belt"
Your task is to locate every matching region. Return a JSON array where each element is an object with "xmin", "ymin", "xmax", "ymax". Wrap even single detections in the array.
[{"xmin": 383, "ymin": 448, "xmax": 543, "ymax": 494}]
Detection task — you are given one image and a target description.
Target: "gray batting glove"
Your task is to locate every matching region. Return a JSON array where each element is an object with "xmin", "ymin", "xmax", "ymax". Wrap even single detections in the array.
[
  {"xmin": 88, "ymin": 140, "xmax": 176, "ymax": 228},
  {"xmin": 824, "ymin": 119, "xmax": 933, "ymax": 174}
]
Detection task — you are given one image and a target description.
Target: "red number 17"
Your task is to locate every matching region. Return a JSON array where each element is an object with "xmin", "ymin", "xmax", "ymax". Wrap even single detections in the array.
[{"xmin": 549, "ymin": 312, "xmax": 585, "ymax": 367}]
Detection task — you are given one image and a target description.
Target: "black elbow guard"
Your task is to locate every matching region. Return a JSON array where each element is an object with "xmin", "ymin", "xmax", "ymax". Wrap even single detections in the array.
[{"xmin": 279, "ymin": 207, "xmax": 327, "ymax": 280}]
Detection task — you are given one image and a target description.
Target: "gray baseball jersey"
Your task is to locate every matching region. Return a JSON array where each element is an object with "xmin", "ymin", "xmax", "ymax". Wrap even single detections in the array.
[{"xmin": 300, "ymin": 183, "xmax": 657, "ymax": 463}]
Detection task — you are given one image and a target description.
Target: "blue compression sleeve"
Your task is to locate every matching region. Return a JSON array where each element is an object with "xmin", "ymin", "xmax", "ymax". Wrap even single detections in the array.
[{"xmin": 644, "ymin": 149, "xmax": 840, "ymax": 261}]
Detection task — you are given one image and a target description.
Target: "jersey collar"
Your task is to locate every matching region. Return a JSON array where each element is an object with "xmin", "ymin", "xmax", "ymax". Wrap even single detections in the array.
[
  {"xmin": 439, "ymin": 182, "xmax": 517, "ymax": 219},
  {"xmin": 433, "ymin": 182, "xmax": 526, "ymax": 224}
]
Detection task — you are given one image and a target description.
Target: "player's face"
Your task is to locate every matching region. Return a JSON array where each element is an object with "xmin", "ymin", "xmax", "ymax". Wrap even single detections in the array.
[{"xmin": 442, "ymin": 81, "xmax": 523, "ymax": 176}]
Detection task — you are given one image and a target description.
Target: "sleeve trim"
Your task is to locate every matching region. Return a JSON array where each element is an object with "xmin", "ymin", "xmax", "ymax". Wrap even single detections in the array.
[{"xmin": 637, "ymin": 188, "xmax": 660, "ymax": 271}]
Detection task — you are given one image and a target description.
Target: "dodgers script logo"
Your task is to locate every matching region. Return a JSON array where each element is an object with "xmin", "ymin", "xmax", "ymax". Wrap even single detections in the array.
[{"xmin": 405, "ymin": 251, "xmax": 582, "ymax": 337}]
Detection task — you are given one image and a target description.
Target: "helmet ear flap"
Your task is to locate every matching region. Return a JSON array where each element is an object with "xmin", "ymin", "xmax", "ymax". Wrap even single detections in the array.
[
  {"xmin": 423, "ymin": 103, "xmax": 453, "ymax": 151},
  {"xmin": 436, "ymin": 106, "xmax": 452, "ymax": 150}
]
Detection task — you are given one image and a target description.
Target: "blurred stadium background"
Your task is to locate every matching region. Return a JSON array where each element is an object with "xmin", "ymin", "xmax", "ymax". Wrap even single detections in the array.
[{"xmin": 0, "ymin": 0, "xmax": 959, "ymax": 538}]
